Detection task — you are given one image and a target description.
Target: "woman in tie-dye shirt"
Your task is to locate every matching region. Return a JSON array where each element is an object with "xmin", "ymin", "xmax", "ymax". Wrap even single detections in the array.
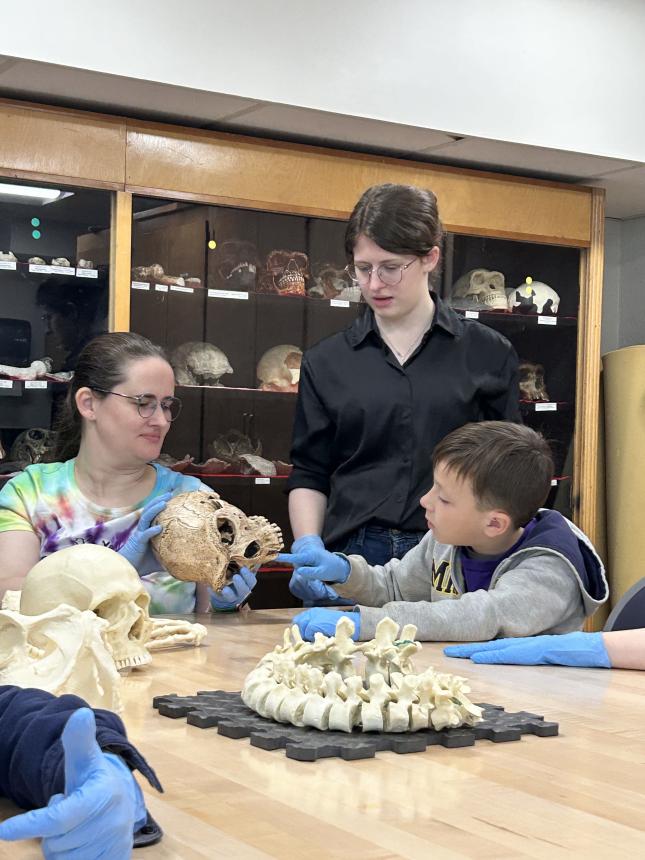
[{"xmin": 0, "ymin": 332, "xmax": 229, "ymax": 614}]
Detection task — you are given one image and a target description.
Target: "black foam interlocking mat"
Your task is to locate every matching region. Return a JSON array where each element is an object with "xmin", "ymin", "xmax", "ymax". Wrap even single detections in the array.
[{"xmin": 153, "ymin": 690, "xmax": 559, "ymax": 761}]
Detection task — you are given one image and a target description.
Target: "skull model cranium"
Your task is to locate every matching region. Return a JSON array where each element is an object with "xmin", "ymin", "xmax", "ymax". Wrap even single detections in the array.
[
  {"xmin": 259, "ymin": 250, "xmax": 309, "ymax": 296},
  {"xmin": 257, "ymin": 345, "xmax": 302, "ymax": 392},
  {"xmin": 213, "ymin": 240, "xmax": 258, "ymax": 291},
  {"xmin": 9, "ymin": 427, "xmax": 54, "ymax": 466},
  {"xmin": 450, "ymin": 269, "xmax": 508, "ymax": 311},
  {"xmin": 20, "ymin": 545, "xmax": 152, "ymax": 671},
  {"xmin": 171, "ymin": 341, "xmax": 234, "ymax": 386},
  {"xmin": 0, "ymin": 605, "xmax": 122, "ymax": 712},
  {"xmin": 519, "ymin": 361, "xmax": 549, "ymax": 401},
  {"xmin": 308, "ymin": 263, "xmax": 351, "ymax": 300},
  {"xmin": 151, "ymin": 491, "xmax": 283, "ymax": 592},
  {"xmin": 507, "ymin": 277, "xmax": 560, "ymax": 314}
]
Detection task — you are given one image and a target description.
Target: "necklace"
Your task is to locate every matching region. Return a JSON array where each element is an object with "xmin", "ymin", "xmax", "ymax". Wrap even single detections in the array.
[{"xmin": 381, "ymin": 327, "xmax": 428, "ymax": 365}]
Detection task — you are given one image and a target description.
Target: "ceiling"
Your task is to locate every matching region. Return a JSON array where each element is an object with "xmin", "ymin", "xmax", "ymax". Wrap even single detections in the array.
[{"xmin": 1, "ymin": 54, "xmax": 644, "ymax": 220}]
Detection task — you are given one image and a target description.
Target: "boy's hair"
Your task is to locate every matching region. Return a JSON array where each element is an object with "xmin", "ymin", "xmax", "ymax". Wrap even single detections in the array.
[{"xmin": 432, "ymin": 421, "xmax": 554, "ymax": 527}]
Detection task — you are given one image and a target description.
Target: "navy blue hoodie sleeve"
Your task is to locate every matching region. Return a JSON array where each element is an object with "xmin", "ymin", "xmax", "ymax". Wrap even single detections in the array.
[{"xmin": 0, "ymin": 685, "xmax": 162, "ymax": 811}]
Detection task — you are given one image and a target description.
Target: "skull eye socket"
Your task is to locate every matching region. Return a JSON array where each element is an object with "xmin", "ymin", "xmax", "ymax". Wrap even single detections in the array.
[
  {"xmin": 244, "ymin": 541, "xmax": 260, "ymax": 559},
  {"xmin": 216, "ymin": 516, "xmax": 237, "ymax": 545}
]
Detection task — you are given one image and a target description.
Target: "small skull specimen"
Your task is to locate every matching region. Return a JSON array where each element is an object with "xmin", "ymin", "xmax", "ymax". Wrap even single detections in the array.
[
  {"xmin": 51, "ymin": 257, "xmax": 71, "ymax": 267},
  {"xmin": 507, "ymin": 277, "xmax": 560, "ymax": 314},
  {"xmin": 9, "ymin": 427, "xmax": 54, "ymax": 466},
  {"xmin": 210, "ymin": 429, "xmax": 262, "ymax": 463},
  {"xmin": 519, "ymin": 361, "xmax": 549, "ymax": 401},
  {"xmin": 257, "ymin": 345, "xmax": 302, "ymax": 392},
  {"xmin": 20, "ymin": 545, "xmax": 153, "ymax": 671},
  {"xmin": 0, "ymin": 251, "xmax": 17, "ymax": 262},
  {"xmin": 213, "ymin": 239, "xmax": 259, "ymax": 290},
  {"xmin": 151, "ymin": 491, "xmax": 283, "ymax": 592},
  {"xmin": 171, "ymin": 341, "xmax": 234, "ymax": 386},
  {"xmin": 450, "ymin": 268, "xmax": 508, "ymax": 310},
  {"xmin": 259, "ymin": 250, "xmax": 309, "ymax": 296},
  {"xmin": 308, "ymin": 262, "xmax": 351, "ymax": 299}
]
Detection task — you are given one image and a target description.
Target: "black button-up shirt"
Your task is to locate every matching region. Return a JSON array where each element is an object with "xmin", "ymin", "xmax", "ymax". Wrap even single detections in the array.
[{"xmin": 286, "ymin": 294, "xmax": 520, "ymax": 549}]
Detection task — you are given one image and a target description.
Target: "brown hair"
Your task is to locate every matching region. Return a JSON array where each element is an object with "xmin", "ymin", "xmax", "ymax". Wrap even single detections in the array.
[
  {"xmin": 344, "ymin": 183, "xmax": 443, "ymax": 258},
  {"xmin": 432, "ymin": 421, "xmax": 554, "ymax": 527},
  {"xmin": 46, "ymin": 332, "xmax": 169, "ymax": 462}
]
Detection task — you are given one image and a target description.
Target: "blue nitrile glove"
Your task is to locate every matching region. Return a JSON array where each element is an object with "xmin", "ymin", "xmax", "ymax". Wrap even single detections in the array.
[
  {"xmin": 119, "ymin": 493, "xmax": 171, "ymax": 570},
  {"xmin": 291, "ymin": 534, "xmax": 325, "ymax": 554},
  {"xmin": 0, "ymin": 707, "xmax": 145, "ymax": 859},
  {"xmin": 289, "ymin": 571, "xmax": 339, "ymax": 603},
  {"xmin": 444, "ymin": 631, "xmax": 611, "ymax": 668},
  {"xmin": 277, "ymin": 545, "xmax": 350, "ymax": 585},
  {"xmin": 293, "ymin": 608, "xmax": 360, "ymax": 641},
  {"xmin": 209, "ymin": 566, "xmax": 257, "ymax": 611}
]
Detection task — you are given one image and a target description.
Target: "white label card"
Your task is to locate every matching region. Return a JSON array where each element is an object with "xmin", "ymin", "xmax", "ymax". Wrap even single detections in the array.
[
  {"xmin": 330, "ymin": 299, "xmax": 350, "ymax": 308},
  {"xmin": 155, "ymin": 283, "xmax": 169, "ymax": 292},
  {"xmin": 0, "ymin": 261, "xmax": 17, "ymax": 270},
  {"xmin": 131, "ymin": 281, "xmax": 150, "ymax": 290},
  {"xmin": 76, "ymin": 268, "xmax": 98, "ymax": 278},
  {"xmin": 254, "ymin": 477, "xmax": 271, "ymax": 485},
  {"xmin": 25, "ymin": 380, "xmax": 48, "ymax": 389},
  {"xmin": 535, "ymin": 402, "xmax": 557, "ymax": 412},
  {"xmin": 0, "ymin": 380, "xmax": 13, "ymax": 389},
  {"xmin": 538, "ymin": 315, "xmax": 557, "ymax": 326},
  {"xmin": 551, "ymin": 479, "xmax": 558, "ymax": 487},
  {"xmin": 50, "ymin": 266, "xmax": 75, "ymax": 276},
  {"xmin": 464, "ymin": 310, "xmax": 479, "ymax": 319},
  {"xmin": 29, "ymin": 264, "xmax": 52, "ymax": 274},
  {"xmin": 208, "ymin": 289, "xmax": 249, "ymax": 300},
  {"xmin": 170, "ymin": 285, "xmax": 194, "ymax": 293}
]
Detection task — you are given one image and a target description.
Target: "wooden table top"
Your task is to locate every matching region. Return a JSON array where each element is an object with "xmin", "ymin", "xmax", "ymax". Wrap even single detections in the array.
[{"xmin": 2, "ymin": 608, "xmax": 645, "ymax": 859}]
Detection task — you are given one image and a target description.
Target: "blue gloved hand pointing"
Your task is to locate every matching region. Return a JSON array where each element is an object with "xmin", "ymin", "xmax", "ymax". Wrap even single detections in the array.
[
  {"xmin": 119, "ymin": 493, "xmax": 171, "ymax": 570},
  {"xmin": 293, "ymin": 608, "xmax": 361, "ymax": 640},
  {"xmin": 209, "ymin": 566, "xmax": 257, "ymax": 611},
  {"xmin": 278, "ymin": 536, "xmax": 352, "ymax": 606},
  {"xmin": 444, "ymin": 631, "xmax": 611, "ymax": 667},
  {"xmin": 0, "ymin": 707, "xmax": 145, "ymax": 859}
]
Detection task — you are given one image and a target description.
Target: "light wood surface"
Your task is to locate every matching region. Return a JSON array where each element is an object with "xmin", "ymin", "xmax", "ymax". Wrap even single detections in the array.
[{"xmin": 1, "ymin": 609, "xmax": 644, "ymax": 859}]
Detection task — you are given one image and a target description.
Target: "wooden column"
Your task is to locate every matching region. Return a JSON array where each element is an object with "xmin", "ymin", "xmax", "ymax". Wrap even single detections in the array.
[{"xmin": 109, "ymin": 191, "xmax": 132, "ymax": 332}]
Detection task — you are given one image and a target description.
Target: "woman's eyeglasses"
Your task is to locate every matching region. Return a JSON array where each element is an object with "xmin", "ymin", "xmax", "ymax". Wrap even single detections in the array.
[
  {"xmin": 91, "ymin": 388, "xmax": 182, "ymax": 421},
  {"xmin": 345, "ymin": 258, "xmax": 418, "ymax": 287}
]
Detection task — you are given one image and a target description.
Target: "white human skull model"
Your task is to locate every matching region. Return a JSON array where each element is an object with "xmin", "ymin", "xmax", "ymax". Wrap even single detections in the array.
[
  {"xmin": 0, "ymin": 605, "xmax": 122, "ymax": 712},
  {"xmin": 242, "ymin": 617, "xmax": 483, "ymax": 733},
  {"xmin": 257, "ymin": 345, "xmax": 303, "ymax": 392},
  {"xmin": 507, "ymin": 277, "xmax": 560, "ymax": 314},
  {"xmin": 171, "ymin": 341, "xmax": 234, "ymax": 386},
  {"xmin": 152, "ymin": 491, "xmax": 283, "ymax": 592},
  {"xmin": 20, "ymin": 545, "xmax": 152, "ymax": 671},
  {"xmin": 451, "ymin": 268, "xmax": 507, "ymax": 310}
]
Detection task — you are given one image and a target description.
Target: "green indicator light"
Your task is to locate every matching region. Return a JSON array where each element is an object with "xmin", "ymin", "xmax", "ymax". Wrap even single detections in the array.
[
  {"xmin": 32, "ymin": 230, "xmax": 41, "ymax": 240},
  {"xmin": 31, "ymin": 217, "xmax": 40, "ymax": 227}
]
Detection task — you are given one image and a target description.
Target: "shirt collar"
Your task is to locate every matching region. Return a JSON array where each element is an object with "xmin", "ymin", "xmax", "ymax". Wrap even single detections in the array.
[{"xmin": 348, "ymin": 292, "xmax": 463, "ymax": 348}]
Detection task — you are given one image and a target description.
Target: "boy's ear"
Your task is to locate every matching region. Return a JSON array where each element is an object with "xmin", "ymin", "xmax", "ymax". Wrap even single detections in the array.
[{"xmin": 483, "ymin": 510, "xmax": 513, "ymax": 538}]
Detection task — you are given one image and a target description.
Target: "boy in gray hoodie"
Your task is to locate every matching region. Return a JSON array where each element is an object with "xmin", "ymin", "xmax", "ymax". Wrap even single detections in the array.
[{"xmin": 279, "ymin": 421, "xmax": 608, "ymax": 641}]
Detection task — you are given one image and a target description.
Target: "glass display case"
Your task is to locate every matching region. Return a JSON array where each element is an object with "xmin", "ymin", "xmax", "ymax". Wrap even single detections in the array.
[
  {"xmin": 0, "ymin": 179, "xmax": 111, "ymax": 478},
  {"xmin": 128, "ymin": 197, "xmax": 361, "ymax": 607},
  {"xmin": 441, "ymin": 234, "xmax": 581, "ymax": 520}
]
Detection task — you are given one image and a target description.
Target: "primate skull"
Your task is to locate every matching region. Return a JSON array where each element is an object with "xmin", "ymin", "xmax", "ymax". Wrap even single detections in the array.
[
  {"xmin": 9, "ymin": 427, "xmax": 54, "ymax": 466},
  {"xmin": 171, "ymin": 341, "xmax": 234, "ymax": 386},
  {"xmin": 260, "ymin": 250, "xmax": 309, "ymax": 296},
  {"xmin": 257, "ymin": 345, "xmax": 302, "ymax": 392},
  {"xmin": 519, "ymin": 361, "xmax": 549, "ymax": 401},
  {"xmin": 451, "ymin": 269, "xmax": 507, "ymax": 310},
  {"xmin": 152, "ymin": 491, "xmax": 283, "ymax": 592},
  {"xmin": 20, "ymin": 545, "xmax": 152, "ymax": 671}
]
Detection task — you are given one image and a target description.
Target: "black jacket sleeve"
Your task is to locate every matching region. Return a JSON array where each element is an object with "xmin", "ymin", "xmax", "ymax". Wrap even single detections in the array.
[{"xmin": 0, "ymin": 685, "xmax": 162, "ymax": 811}]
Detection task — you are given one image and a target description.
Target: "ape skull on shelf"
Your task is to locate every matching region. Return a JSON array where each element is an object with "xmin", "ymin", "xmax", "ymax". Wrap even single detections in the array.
[
  {"xmin": 450, "ymin": 268, "xmax": 507, "ymax": 310},
  {"xmin": 171, "ymin": 341, "xmax": 234, "ymax": 386},
  {"xmin": 9, "ymin": 427, "xmax": 54, "ymax": 466},
  {"xmin": 519, "ymin": 361, "xmax": 549, "ymax": 401},
  {"xmin": 20, "ymin": 545, "xmax": 153, "ymax": 671},
  {"xmin": 260, "ymin": 250, "xmax": 309, "ymax": 296},
  {"xmin": 257, "ymin": 344, "xmax": 303, "ymax": 392},
  {"xmin": 151, "ymin": 491, "xmax": 283, "ymax": 592},
  {"xmin": 0, "ymin": 605, "xmax": 122, "ymax": 712}
]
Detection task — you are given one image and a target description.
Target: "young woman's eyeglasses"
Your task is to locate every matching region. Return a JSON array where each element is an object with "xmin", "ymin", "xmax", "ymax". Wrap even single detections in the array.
[
  {"xmin": 91, "ymin": 388, "xmax": 182, "ymax": 421},
  {"xmin": 345, "ymin": 258, "xmax": 418, "ymax": 287}
]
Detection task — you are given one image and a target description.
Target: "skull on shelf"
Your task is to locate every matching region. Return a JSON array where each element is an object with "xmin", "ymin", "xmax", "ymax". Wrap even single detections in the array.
[
  {"xmin": 214, "ymin": 240, "xmax": 259, "ymax": 291},
  {"xmin": 259, "ymin": 250, "xmax": 309, "ymax": 296},
  {"xmin": 9, "ymin": 428, "xmax": 54, "ymax": 467},
  {"xmin": 308, "ymin": 263, "xmax": 352, "ymax": 299},
  {"xmin": 151, "ymin": 491, "xmax": 283, "ymax": 592},
  {"xmin": 507, "ymin": 277, "xmax": 560, "ymax": 315},
  {"xmin": 171, "ymin": 341, "xmax": 234, "ymax": 386},
  {"xmin": 257, "ymin": 344, "xmax": 302, "ymax": 392},
  {"xmin": 209, "ymin": 429, "xmax": 262, "ymax": 463},
  {"xmin": 519, "ymin": 361, "xmax": 549, "ymax": 401},
  {"xmin": 20, "ymin": 545, "xmax": 153, "ymax": 671},
  {"xmin": 450, "ymin": 269, "xmax": 508, "ymax": 311}
]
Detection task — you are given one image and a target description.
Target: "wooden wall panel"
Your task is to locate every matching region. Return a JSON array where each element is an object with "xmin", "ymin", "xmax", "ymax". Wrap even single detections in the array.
[
  {"xmin": 0, "ymin": 99, "xmax": 126, "ymax": 188},
  {"xmin": 126, "ymin": 122, "xmax": 593, "ymax": 246}
]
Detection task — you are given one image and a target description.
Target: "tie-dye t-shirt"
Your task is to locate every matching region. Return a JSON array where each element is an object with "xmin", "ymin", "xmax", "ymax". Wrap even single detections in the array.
[{"xmin": 0, "ymin": 459, "xmax": 210, "ymax": 614}]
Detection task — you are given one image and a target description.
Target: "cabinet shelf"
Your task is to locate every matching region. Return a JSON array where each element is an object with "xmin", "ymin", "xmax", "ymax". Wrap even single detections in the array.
[
  {"xmin": 1, "ymin": 261, "xmax": 103, "ymax": 279},
  {"xmin": 456, "ymin": 309, "xmax": 577, "ymax": 328}
]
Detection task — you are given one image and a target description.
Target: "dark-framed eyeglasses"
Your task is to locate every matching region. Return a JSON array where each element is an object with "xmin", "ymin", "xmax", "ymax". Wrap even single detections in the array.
[
  {"xmin": 345, "ymin": 257, "xmax": 418, "ymax": 287},
  {"xmin": 91, "ymin": 387, "xmax": 182, "ymax": 421}
]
